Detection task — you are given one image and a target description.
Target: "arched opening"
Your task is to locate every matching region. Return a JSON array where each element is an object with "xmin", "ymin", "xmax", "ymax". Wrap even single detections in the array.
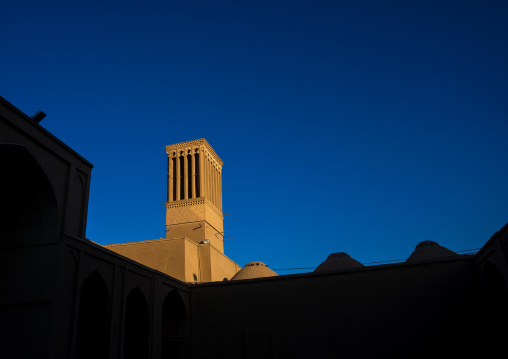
[
  {"xmin": 187, "ymin": 154, "xmax": 192, "ymax": 198},
  {"xmin": 123, "ymin": 287, "xmax": 150, "ymax": 359},
  {"xmin": 161, "ymin": 290, "xmax": 189, "ymax": 358},
  {"xmin": 194, "ymin": 153, "xmax": 200, "ymax": 197},
  {"xmin": 172, "ymin": 157, "xmax": 177, "ymax": 201},
  {"xmin": 179, "ymin": 156, "xmax": 185, "ymax": 200},
  {"xmin": 0, "ymin": 144, "xmax": 59, "ymax": 247},
  {"xmin": 75, "ymin": 272, "xmax": 111, "ymax": 359}
]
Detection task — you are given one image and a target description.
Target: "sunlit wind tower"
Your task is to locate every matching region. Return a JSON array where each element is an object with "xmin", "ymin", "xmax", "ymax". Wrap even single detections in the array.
[
  {"xmin": 166, "ymin": 138, "xmax": 225, "ymax": 252},
  {"xmin": 107, "ymin": 138, "xmax": 238, "ymax": 283}
]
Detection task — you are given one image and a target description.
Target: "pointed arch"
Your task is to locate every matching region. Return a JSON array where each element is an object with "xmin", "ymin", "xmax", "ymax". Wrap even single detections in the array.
[
  {"xmin": 0, "ymin": 144, "xmax": 59, "ymax": 247},
  {"xmin": 161, "ymin": 289, "xmax": 189, "ymax": 358},
  {"xmin": 75, "ymin": 271, "xmax": 111, "ymax": 359},
  {"xmin": 123, "ymin": 287, "xmax": 150, "ymax": 359}
]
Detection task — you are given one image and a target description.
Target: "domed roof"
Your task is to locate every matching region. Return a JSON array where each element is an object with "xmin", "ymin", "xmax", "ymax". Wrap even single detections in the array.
[
  {"xmin": 231, "ymin": 261, "xmax": 278, "ymax": 281},
  {"xmin": 314, "ymin": 252, "xmax": 364, "ymax": 273},
  {"xmin": 405, "ymin": 241, "xmax": 458, "ymax": 263}
]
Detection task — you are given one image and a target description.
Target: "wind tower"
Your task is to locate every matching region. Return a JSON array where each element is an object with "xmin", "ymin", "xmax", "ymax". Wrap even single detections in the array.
[
  {"xmin": 165, "ymin": 139, "xmax": 225, "ymax": 252},
  {"xmin": 106, "ymin": 138, "xmax": 238, "ymax": 283}
]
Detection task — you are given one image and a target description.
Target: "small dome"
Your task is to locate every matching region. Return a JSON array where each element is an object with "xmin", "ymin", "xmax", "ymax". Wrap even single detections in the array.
[
  {"xmin": 314, "ymin": 252, "xmax": 364, "ymax": 273},
  {"xmin": 405, "ymin": 241, "xmax": 457, "ymax": 263},
  {"xmin": 231, "ymin": 261, "xmax": 278, "ymax": 281}
]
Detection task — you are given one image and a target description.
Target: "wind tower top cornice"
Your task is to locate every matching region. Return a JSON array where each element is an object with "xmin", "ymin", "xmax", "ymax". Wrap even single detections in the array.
[{"xmin": 165, "ymin": 138, "xmax": 223, "ymax": 166}]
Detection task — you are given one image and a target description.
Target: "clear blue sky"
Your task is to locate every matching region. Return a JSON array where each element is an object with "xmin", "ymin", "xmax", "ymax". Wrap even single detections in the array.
[{"xmin": 3, "ymin": 0, "xmax": 508, "ymax": 273}]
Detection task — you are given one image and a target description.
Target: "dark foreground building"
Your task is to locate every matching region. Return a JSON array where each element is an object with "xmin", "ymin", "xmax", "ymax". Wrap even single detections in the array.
[{"xmin": 1, "ymin": 96, "xmax": 507, "ymax": 358}]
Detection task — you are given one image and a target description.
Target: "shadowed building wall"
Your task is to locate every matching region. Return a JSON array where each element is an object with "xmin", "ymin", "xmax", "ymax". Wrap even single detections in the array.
[{"xmin": 191, "ymin": 257, "xmax": 479, "ymax": 359}]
